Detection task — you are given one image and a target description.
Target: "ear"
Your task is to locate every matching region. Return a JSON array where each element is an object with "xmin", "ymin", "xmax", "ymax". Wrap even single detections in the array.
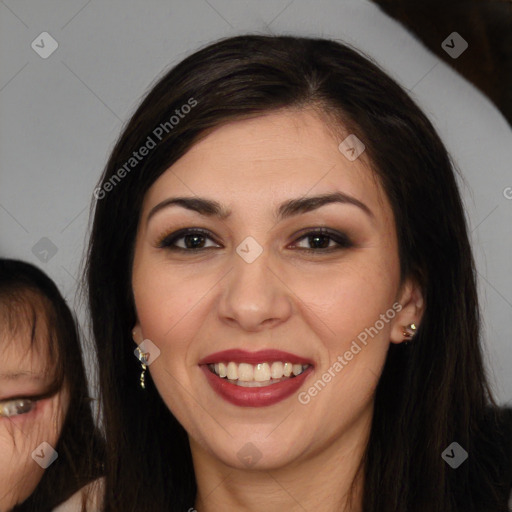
[
  {"xmin": 132, "ymin": 323, "xmax": 142, "ymax": 345},
  {"xmin": 390, "ymin": 277, "xmax": 425, "ymax": 344}
]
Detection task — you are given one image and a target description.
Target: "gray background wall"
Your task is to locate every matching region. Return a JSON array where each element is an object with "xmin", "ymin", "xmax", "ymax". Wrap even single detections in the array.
[{"xmin": 1, "ymin": 0, "xmax": 511, "ymax": 404}]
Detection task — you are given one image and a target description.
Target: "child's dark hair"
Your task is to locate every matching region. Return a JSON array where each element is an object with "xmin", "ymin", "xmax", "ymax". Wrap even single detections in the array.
[{"xmin": 0, "ymin": 258, "xmax": 104, "ymax": 512}]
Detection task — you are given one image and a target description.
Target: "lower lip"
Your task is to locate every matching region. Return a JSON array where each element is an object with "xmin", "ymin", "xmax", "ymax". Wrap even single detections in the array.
[{"xmin": 200, "ymin": 365, "xmax": 313, "ymax": 407}]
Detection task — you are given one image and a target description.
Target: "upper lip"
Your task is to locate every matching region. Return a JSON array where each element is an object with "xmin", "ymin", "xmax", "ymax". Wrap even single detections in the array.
[{"xmin": 198, "ymin": 349, "xmax": 314, "ymax": 366}]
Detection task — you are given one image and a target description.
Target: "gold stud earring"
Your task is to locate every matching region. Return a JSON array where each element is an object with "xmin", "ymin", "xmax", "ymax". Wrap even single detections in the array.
[
  {"xmin": 135, "ymin": 347, "xmax": 149, "ymax": 389},
  {"xmin": 402, "ymin": 323, "xmax": 417, "ymax": 340}
]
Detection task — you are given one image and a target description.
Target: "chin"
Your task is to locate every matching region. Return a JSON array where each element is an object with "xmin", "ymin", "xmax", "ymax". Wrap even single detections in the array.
[{"xmin": 198, "ymin": 430, "xmax": 305, "ymax": 471}]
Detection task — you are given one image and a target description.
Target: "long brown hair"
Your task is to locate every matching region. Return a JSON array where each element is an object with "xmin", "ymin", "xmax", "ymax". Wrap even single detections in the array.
[{"xmin": 84, "ymin": 35, "xmax": 511, "ymax": 511}]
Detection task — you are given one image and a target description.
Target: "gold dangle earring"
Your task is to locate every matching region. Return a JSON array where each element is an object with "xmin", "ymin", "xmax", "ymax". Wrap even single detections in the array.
[
  {"xmin": 133, "ymin": 329, "xmax": 148, "ymax": 389},
  {"xmin": 135, "ymin": 346, "xmax": 149, "ymax": 389}
]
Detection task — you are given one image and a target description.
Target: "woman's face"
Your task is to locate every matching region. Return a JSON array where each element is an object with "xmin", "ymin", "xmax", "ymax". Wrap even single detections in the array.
[
  {"xmin": 132, "ymin": 108, "xmax": 422, "ymax": 470},
  {"xmin": 0, "ymin": 303, "xmax": 69, "ymax": 511}
]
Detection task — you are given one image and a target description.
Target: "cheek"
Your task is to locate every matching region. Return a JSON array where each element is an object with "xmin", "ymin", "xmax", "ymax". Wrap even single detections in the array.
[
  {"xmin": 289, "ymin": 256, "xmax": 399, "ymax": 415},
  {"xmin": 293, "ymin": 256, "xmax": 399, "ymax": 340},
  {"xmin": 0, "ymin": 458, "xmax": 43, "ymax": 511},
  {"xmin": 0, "ymin": 395, "xmax": 65, "ymax": 454},
  {"xmin": 133, "ymin": 258, "xmax": 218, "ymax": 350},
  {"xmin": 133, "ymin": 267, "xmax": 201, "ymax": 403}
]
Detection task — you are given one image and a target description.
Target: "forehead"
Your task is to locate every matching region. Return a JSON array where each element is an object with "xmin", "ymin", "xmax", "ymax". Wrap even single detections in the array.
[
  {"xmin": 142, "ymin": 108, "xmax": 389, "ymax": 219},
  {"xmin": 0, "ymin": 294, "xmax": 53, "ymax": 375}
]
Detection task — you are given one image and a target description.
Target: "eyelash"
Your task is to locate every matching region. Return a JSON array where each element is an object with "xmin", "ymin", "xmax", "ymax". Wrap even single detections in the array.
[{"xmin": 156, "ymin": 227, "xmax": 353, "ymax": 254}]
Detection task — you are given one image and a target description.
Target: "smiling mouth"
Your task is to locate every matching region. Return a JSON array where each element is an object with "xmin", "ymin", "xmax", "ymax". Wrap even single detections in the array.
[{"xmin": 207, "ymin": 361, "xmax": 311, "ymax": 388}]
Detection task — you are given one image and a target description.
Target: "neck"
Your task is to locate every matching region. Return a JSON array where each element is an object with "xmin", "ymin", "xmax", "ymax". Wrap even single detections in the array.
[{"xmin": 191, "ymin": 404, "xmax": 372, "ymax": 512}]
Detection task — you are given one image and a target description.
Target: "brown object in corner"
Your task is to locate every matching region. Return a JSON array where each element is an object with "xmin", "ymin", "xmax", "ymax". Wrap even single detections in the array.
[{"xmin": 370, "ymin": 0, "xmax": 512, "ymax": 127}]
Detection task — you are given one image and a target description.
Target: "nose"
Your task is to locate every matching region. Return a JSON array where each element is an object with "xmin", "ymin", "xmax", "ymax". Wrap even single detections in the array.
[{"xmin": 216, "ymin": 247, "xmax": 293, "ymax": 332}]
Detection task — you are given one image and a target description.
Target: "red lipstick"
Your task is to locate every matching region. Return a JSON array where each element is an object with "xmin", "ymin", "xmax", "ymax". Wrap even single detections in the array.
[
  {"xmin": 198, "ymin": 349, "xmax": 314, "ymax": 366},
  {"xmin": 198, "ymin": 349, "xmax": 314, "ymax": 407}
]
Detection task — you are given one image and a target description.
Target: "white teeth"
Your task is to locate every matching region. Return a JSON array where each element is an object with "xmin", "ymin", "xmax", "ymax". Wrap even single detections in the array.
[
  {"xmin": 254, "ymin": 363, "xmax": 270, "ymax": 382},
  {"xmin": 235, "ymin": 378, "xmax": 283, "ymax": 387},
  {"xmin": 227, "ymin": 362, "xmax": 237, "ymax": 380},
  {"xmin": 270, "ymin": 361, "xmax": 283, "ymax": 379},
  {"xmin": 238, "ymin": 363, "xmax": 254, "ymax": 382},
  {"xmin": 292, "ymin": 364, "xmax": 303, "ymax": 376},
  {"xmin": 208, "ymin": 361, "xmax": 310, "ymax": 382}
]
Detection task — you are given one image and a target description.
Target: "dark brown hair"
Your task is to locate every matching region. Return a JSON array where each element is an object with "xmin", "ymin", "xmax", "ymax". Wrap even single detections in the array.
[
  {"xmin": 0, "ymin": 258, "xmax": 105, "ymax": 512},
  {"xmin": 84, "ymin": 35, "xmax": 511, "ymax": 511}
]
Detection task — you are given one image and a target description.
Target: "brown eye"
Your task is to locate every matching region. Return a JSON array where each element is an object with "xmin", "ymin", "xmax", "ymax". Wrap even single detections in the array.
[
  {"xmin": 292, "ymin": 228, "xmax": 354, "ymax": 253},
  {"xmin": 156, "ymin": 228, "xmax": 220, "ymax": 251},
  {"xmin": 0, "ymin": 398, "xmax": 35, "ymax": 417}
]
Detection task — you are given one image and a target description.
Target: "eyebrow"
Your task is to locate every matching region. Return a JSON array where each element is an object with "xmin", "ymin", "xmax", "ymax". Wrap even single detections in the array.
[{"xmin": 146, "ymin": 192, "xmax": 374, "ymax": 226}]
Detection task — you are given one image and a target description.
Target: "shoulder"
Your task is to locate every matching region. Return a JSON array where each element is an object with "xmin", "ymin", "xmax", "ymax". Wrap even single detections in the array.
[{"xmin": 52, "ymin": 477, "xmax": 105, "ymax": 512}]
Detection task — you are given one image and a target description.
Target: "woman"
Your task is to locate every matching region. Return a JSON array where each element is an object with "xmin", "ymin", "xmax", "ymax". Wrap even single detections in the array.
[
  {"xmin": 0, "ymin": 258, "xmax": 104, "ymax": 511},
  {"xmin": 84, "ymin": 35, "xmax": 512, "ymax": 511}
]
